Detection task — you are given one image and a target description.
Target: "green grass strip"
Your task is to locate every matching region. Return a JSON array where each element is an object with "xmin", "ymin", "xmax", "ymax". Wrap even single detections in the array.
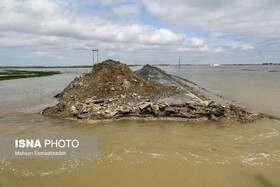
[{"xmin": 0, "ymin": 70, "xmax": 61, "ymax": 81}]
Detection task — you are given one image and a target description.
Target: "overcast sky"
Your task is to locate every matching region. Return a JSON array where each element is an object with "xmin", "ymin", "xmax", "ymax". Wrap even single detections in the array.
[{"xmin": 0, "ymin": 0, "xmax": 279, "ymax": 66}]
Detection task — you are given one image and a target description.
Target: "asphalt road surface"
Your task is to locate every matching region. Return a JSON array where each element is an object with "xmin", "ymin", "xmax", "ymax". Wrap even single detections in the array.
[{"xmin": 136, "ymin": 67, "xmax": 202, "ymax": 105}]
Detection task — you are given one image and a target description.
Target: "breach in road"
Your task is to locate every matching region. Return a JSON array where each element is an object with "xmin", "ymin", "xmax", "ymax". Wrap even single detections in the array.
[{"xmin": 41, "ymin": 59, "xmax": 260, "ymax": 123}]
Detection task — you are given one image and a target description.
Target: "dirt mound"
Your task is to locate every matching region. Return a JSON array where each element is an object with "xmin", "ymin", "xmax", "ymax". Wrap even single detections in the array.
[
  {"xmin": 58, "ymin": 59, "xmax": 176, "ymax": 102},
  {"xmin": 143, "ymin": 64, "xmax": 154, "ymax": 68},
  {"xmin": 42, "ymin": 59, "xmax": 178, "ymax": 120},
  {"xmin": 41, "ymin": 59, "xmax": 259, "ymax": 123}
]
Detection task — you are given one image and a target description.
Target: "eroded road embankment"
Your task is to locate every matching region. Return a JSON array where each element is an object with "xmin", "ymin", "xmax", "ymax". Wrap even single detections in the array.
[
  {"xmin": 136, "ymin": 66, "xmax": 201, "ymax": 105},
  {"xmin": 41, "ymin": 60, "xmax": 260, "ymax": 123}
]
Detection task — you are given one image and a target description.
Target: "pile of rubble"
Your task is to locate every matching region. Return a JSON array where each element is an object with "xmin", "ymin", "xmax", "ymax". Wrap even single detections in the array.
[
  {"xmin": 42, "ymin": 97, "xmax": 258, "ymax": 122},
  {"xmin": 56, "ymin": 59, "xmax": 176, "ymax": 102},
  {"xmin": 41, "ymin": 60, "xmax": 259, "ymax": 123}
]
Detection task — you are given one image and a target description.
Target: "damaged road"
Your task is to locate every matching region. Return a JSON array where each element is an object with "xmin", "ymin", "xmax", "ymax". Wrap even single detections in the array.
[
  {"xmin": 41, "ymin": 60, "xmax": 260, "ymax": 123},
  {"xmin": 136, "ymin": 65, "xmax": 201, "ymax": 105}
]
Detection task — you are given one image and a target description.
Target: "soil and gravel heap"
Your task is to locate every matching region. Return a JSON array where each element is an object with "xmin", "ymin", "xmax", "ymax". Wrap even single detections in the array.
[
  {"xmin": 57, "ymin": 59, "xmax": 175, "ymax": 102},
  {"xmin": 41, "ymin": 59, "xmax": 178, "ymax": 120},
  {"xmin": 41, "ymin": 59, "xmax": 260, "ymax": 123}
]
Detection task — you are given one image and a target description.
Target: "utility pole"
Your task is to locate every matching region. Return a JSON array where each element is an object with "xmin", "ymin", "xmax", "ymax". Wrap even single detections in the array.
[
  {"xmin": 97, "ymin": 49, "xmax": 99, "ymax": 64},
  {"xmin": 92, "ymin": 50, "xmax": 94, "ymax": 65},
  {"xmin": 92, "ymin": 49, "xmax": 99, "ymax": 67},
  {"xmin": 179, "ymin": 56, "xmax": 181, "ymax": 68}
]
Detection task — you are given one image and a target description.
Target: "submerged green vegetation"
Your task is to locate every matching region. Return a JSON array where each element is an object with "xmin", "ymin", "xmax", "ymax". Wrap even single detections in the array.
[
  {"xmin": 242, "ymin": 69, "xmax": 257, "ymax": 71},
  {"xmin": 0, "ymin": 65, "xmax": 141, "ymax": 69},
  {"xmin": 0, "ymin": 69, "xmax": 61, "ymax": 81},
  {"xmin": 0, "ymin": 65, "xmax": 92, "ymax": 69}
]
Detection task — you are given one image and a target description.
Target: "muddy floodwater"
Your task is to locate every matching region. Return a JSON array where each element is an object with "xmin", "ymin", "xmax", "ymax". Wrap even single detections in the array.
[{"xmin": 0, "ymin": 66, "xmax": 280, "ymax": 187}]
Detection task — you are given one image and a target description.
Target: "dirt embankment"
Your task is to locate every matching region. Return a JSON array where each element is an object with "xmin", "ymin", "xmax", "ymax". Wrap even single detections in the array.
[
  {"xmin": 41, "ymin": 59, "xmax": 260, "ymax": 123},
  {"xmin": 57, "ymin": 59, "xmax": 175, "ymax": 101}
]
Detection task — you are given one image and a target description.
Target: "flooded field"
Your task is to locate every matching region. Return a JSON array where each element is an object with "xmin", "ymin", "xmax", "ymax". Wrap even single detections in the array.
[
  {"xmin": 0, "ymin": 66, "xmax": 279, "ymax": 187},
  {"xmin": 160, "ymin": 65, "xmax": 280, "ymax": 118}
]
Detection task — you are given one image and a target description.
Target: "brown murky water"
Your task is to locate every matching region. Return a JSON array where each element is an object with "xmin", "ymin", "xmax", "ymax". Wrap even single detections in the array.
[{"xmin": 0, "ymin": 66, "xmax": 279, "ymax": 187}]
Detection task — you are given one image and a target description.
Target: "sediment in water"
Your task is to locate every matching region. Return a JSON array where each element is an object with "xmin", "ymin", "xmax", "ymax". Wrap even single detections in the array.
[{"xmin": 41, "ymin": 59, "xmax": 260, "ymax": 123}]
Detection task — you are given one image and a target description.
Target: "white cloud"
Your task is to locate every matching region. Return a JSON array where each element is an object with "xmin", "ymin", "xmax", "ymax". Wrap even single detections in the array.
[
  {"xmin": 20, "ymin": 51, "xmax": 65, "ymax": 59},
  {"xmin": 189, "ymin": 38, "xmax": 205, "ymax": 47},
  {"xmin": 176, "ymin": 40, "xmax": 225, "ymax": 53},
  {"xmin": 194, "ymin": 45, "xmax": 225, "ymax": 53},
  {"xmin": 111, "ymin": 4, "xmax": 141, "ymax": 15},
  {"xmin": 0, "ymin": 0, "xmax": 214, "ymax": 53},
  {"xmin": 143, "ymin": 0, "xmax": 280, "ymax": 39},
  {"xmin": 241, "ymin": 44, "xmax": 254, "ymax": 50},
  {"xmin": 138, "ymin": 29, "xmax": 186, "ymax": 45},
  {"xmin": 213, "ymin": 47, "xmax": 225, "ymax": 53},
  {"xmin": 0, "ymin": 0, "xmax": 183, "ymax": 46},
  {"xmin": 1, "ymin": 0, "xmax": 249, "ymax": 65},
  {"xmin": 108, "ymin": 52, "xmax": 117, "ymax": 57},
  {"xmin": 231, "ymin": 44, "xmax": 255, "ymax": 50}
]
